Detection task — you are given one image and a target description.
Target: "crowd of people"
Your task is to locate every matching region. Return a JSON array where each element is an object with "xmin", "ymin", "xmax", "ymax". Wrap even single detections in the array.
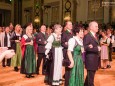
[{"xmin": 0, "ymin": 21, "xmax": 115, "ymax": 86}]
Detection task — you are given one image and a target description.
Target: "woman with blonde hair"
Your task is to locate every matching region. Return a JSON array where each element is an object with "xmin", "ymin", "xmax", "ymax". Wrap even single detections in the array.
[
  {"xmin": 20, "ymin": 24, "xmax": 36, "ymax": 78},
  {"xmin": 10, "ymin": 24, "xmax": 22, "ymax": 71},
  {"xmin": 45, "ymin": 24, "xmax": 63, "ymax": 85}
]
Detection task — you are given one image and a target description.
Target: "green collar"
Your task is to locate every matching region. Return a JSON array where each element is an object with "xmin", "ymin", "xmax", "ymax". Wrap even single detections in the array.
[{"xmin": 66, "ymin": 30, "xmax": 70, "ymax": 34}]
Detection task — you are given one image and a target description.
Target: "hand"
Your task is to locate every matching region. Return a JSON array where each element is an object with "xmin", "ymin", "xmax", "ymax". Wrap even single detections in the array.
[
  {"xmin": 68, "ymin": 61, "xmax": 74, "ymax": 68},
  {"xmin": 0, "ymin": 47, "xmax": 8, "ymax": 52},
  {"xmin": 44, "ymin": 41, "xmax": 47, "ymax": 44},
  {"xmin": 45, "ymin": 49, "xmax": 50, "ymax": 55},
  {"xmin": 100, "ymin": 41, "xmax": 104, "ymax": 44},
  {"xmin": 15, "ymin": 40, "xmax": 20, "ymax": 43},
  {"xmin": 98, "ymin": 46, "xmax": 101, "ymax": 51},
  {"xmin": 46, "ymin": 55, "xmax": 49, "ymax": 59},
  {"xmin": 29, "ymin": 40, "xmax": 33, "ymax": 45},
  {"xmin": 65, "ymin": 42, "xmax": 68, "ymax": 45},
  {"xmin": 89, "ymin": 44, "xmax": 93, "ymax": 48},
  {"xmin": 81, "ymin": 47, "xmax": 84, "ymax": 53}
]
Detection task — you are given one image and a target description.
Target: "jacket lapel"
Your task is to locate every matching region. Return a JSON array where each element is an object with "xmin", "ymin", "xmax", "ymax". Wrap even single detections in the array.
[
  {"xmin": 41, "ymin": 32, "xmax": 46, "ymax": 40},
  {"xmin": 4, "ymin": 32, "xmax": 8, "ymax": 46},
  {"xmin": 66, "ymin": 30, "xmax": 71, "ymax": 34},
  {"xmin": 89, "ymin": 32, "xmax": 99, "ymax": 45}
]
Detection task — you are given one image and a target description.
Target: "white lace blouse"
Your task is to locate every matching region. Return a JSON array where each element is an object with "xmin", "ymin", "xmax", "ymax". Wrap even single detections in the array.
[{"xmin": 68, "ymin": 36, "xmax": 84, "ymax": 52}]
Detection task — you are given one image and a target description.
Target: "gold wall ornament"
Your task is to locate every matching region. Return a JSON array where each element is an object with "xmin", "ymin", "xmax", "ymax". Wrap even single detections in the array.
[
  {"xmin": 34, "ymin": 16, "xmax": 40, "ymax": 23},
  {"xmin": 64, "ymin": 15, "xmax": 71, "ymax": 21},
  {"xmin": 91, "ymin": 0, "xmax": 101, "ymax": 12},
  {"xmin": 65, "ymin": 1, "xmax": 71, "ymax": 10},
  {"xmin": 64, "ymin": 0, "xmax": 71, "ymax": 21},
  {"xmin": 88, "ymin": 0, "xmax": 104, "ymax": 22}
]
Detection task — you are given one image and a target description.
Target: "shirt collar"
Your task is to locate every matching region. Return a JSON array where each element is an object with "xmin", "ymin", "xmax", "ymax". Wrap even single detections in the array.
[
  {"xmin": 41, "ymin": 32, "xmax": 45, "ymax": 34},
  {"xmin": 90, "ymin": 31, "xmax": 96, "ymax": 37},
  {"xmin": 73, "ymin": 36, "xmax": 83, "ymax": 46},
  {"xmin": 67, "ymin": 29, "xmax": 71, "ymax": 32},
  {"xmin": 109, "ymin": 34, "xmax": 112, "ymax": 36}
]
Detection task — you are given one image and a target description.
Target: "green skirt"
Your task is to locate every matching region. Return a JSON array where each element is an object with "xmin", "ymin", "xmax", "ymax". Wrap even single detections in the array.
[
  {"xmin": 69, "ymin": 55, "xmax": 84, "ymax": 86},
  {"xmin": 21, "ymin": 45, "xmax": 36, "ymax": 74},
  {"xmin": 11, "ymin": 43, "xmax": 22, "ymax": 67}
]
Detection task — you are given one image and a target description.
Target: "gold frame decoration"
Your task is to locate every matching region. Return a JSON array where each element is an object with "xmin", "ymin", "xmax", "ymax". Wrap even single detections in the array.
[{"xmin": 64, "ymin": 11, "xmax": 71, "ymax": 21}]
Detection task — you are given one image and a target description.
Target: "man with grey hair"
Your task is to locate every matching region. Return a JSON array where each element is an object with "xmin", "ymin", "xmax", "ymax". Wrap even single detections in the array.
[{"xmin": 83, "ymin": 21, "xmax": 101, "ymax": 86}]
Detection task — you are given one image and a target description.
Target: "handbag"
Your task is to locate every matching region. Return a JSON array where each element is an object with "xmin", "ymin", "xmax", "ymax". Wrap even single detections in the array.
[
  {"xmin": 43, "ymin": 58, "xmax": 50, "ymax": 75},
  {"xmin": 47, "ymin": 49, "xmax": 53, "ymax": 61},
  {"xmin": 62, "ymin": 59, "xmax": 71, "ymax": 67}
]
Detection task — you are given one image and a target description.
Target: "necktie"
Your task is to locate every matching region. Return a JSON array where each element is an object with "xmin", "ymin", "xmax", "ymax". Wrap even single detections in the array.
[
  {"xmin": 70, "ymin": 31, "xmax": 72, "ymax": 34},
  {"xmin": 43, "ymin": 33, "xmax": 46, "ymax": 39},
  {"xmin": 95, "ymin": 34, "xmax": 97, "ymax": 40}
]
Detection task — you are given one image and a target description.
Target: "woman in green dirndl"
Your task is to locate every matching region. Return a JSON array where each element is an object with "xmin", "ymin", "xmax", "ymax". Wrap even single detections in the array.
[
  {"xmin": 21, "ymin": 24, "xmax": 36, "ymax": 78},
  {"xmin": 45, "ymin": 24, "xmax": 63, "ymax": 85},
  {"xmin": 11, "ymin": 24, "xmax": 22, "ymax": 72},
  {"xmin": 67, "ymin": 26, "xmax": 84, "ymax": 86}
]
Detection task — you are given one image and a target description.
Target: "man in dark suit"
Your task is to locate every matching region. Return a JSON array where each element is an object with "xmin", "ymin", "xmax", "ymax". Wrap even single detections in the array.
[
  {"xmin": 36, "ymin": 25, "xmax": 48, "ymax": 75},
  {"xmin": 83, "ymin": 21, "xmax": 101, "ymax": 86},
  {"xmin": 61, "ymin": 21, "xmax": 73, "ymax": 86}
]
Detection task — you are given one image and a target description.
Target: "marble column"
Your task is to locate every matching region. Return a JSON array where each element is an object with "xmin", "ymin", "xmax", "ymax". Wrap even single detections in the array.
[
  {"xmin": 72, "ymin": 0, "xmax": 77, "ymax": 23},
  {"xmin": 40, "ymin": 0, "xmax": 44, "ymax": 25},
  {"xmin": 111, "ymin": 0, "xmax": 115, "ymax": 23},
  {"xmin": 109, "ymin": 0, "xmax": 113, "ymax": 23},
  {"xmin": 14, "ymin": 0, "xmax": 22, "ymax": 25}
]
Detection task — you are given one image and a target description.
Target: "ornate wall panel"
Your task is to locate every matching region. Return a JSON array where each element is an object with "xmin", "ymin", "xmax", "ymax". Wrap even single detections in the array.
[{"xmin": 87, "ymin": 0, "xmax": 104, "ymax": 23}]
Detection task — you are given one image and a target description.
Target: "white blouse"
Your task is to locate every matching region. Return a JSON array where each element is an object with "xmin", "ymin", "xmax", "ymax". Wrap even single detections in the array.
[
  {"xmin": 7, "ymin": 33, "xmax": 11, "ymax": 47},
  {"xmin": 45, "ymin": 33, "xmax": 62, "ymax": 55},
  {"xmin": 68, "ymin": 36, "xmax": 83, "ymax": 52}
]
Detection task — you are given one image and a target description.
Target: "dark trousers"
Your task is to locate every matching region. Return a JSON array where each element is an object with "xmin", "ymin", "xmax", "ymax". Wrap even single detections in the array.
[
  {"xmin": 2, "ymin": 58, "xmax": 11, "ymax": 66},
  {"xmin": 113, "ymin": 47, "xmax": 115, "ymax": 52},
  {"xmin": 2, "ymin": 47, "xmax": 11, "ymax": 66},
  {"xmin": 109, "ymin": 50, "xmax": 112, "ymax": 62},
  {"xmin": 63, "ymin": 49, "xmax": 70, "ymax": 86},
  {"xmin": 64, "ymin": 67, "xmax": 71, "ymax": 86},
  {"xmin": 63, "ymin": 49, "xmax": 67, "ymax": 59},
  {"xmin": 36, "ymin": 53, "xmax": 45, "ymax": 74},
  {"xmin": 84, "ymin": 70, "xmax": 96, "ymax": 86}
]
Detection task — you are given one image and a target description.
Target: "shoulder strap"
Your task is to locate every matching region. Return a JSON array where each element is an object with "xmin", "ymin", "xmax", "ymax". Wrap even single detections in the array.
[
  {"xmin": 31, "ymin": 34, "xmax": 34, "ymax": 39},
  {"xmin": 106, "ymin": 38, "xmax": 108, "ymax": 42},
  {"xmin": 11, "ymin": 31, "xmax": 15, "ymax": 37},
  {"xmin": 52, "ymin": 34, "xmax": 55, "ymax": 41},
  {"xmin": 73, "ymin": 38, "xmax": 78, "ymax": 48}
]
